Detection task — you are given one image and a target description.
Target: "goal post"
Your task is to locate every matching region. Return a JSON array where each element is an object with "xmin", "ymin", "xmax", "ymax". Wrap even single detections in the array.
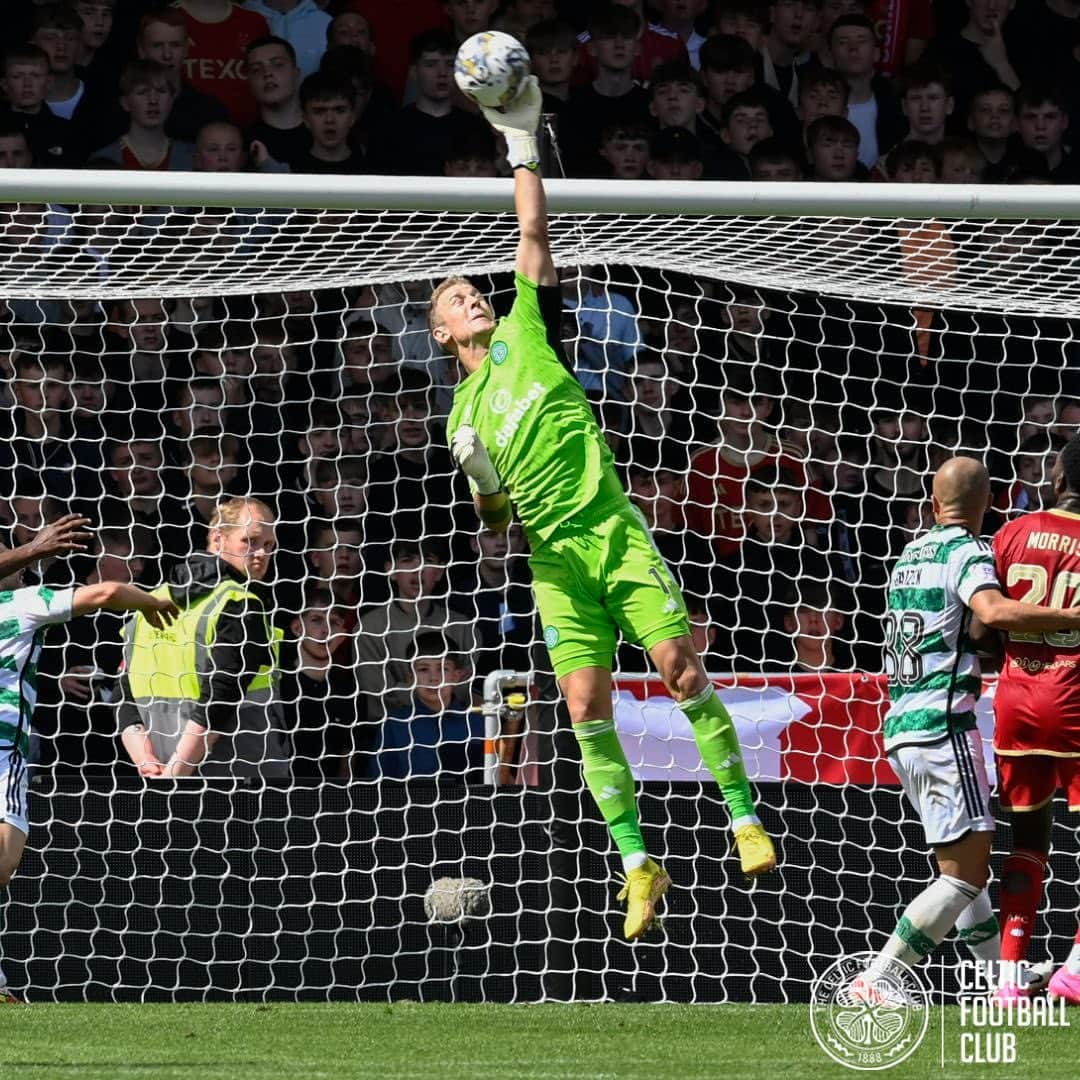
[{"xmin": 1, "ymin": 169, "xmax": 1078, "ymax": 1004}]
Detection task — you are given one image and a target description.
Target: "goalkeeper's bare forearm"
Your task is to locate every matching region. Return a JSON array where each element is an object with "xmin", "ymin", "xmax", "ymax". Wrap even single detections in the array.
[{"xmin": 513, "ymin": 166, "xmax": 557, "ymax": 289}]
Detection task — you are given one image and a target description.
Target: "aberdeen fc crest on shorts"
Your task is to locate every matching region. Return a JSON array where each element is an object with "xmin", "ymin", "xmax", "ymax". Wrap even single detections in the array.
[{"xmin": 490, "ymin": 341, "xmax": 509, "ymax": 365}]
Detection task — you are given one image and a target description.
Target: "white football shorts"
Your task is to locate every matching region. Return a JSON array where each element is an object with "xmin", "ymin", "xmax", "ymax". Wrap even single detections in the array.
[
  {"xmin": 889, "ymin": 728, "xmax": 995, "ymax": 847},
  {"xmin": 0, "ymin": 751, "xmax": 29, "ymax": 836}
]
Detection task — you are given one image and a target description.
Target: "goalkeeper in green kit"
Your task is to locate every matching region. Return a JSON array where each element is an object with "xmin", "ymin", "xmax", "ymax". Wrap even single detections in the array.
[{"xmin": 431, "ymin": 76, "xmax": 776, "ymax": 940}]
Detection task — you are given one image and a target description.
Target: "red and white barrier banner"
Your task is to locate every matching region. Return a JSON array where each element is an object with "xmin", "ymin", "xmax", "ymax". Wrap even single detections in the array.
[{"xmin": 612, "ymin": 673, "xmax": 997, "ymax": 785}]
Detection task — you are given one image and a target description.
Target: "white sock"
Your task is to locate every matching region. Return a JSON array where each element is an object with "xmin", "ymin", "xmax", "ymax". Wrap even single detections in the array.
[
  {"xmin": 955, "ymin": 888, "xmax": 1001, "ymax": 971},
  {"xmin": 731, "ymin": 815, "xmax": 760, "ymax": 831},
  {"xmin": 1066, "ymin": 943, "xmax": 1080, "ymax": 975},
  {"xmin": 622, "ymin": 851, "xmax": 647, "ymax": 873},
  {"xmin": 868, "ymin": 875, "xmax": 980, "ymax": 974}
]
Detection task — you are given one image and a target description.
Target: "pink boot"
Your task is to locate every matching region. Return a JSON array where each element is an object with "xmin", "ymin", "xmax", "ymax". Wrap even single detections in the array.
[{"xmin": 1048, "ymin": 967, "xmax": 1080, "ymax": 1005}]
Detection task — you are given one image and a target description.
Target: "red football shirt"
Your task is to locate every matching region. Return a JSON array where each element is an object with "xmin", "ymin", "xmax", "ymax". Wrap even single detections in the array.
[
  {"xmin": 348, "ymin": 0, "xmax": 448, "ymax": 102},
  {"xmin": 176, "ymin": 2, "xmax": 269, "ymax": 127},
  {"xmin": 867, "ymin": 0, "xmax": 935, "ymax": 75},
  {"xmin": 576, "ymin": 23, "xmax": 688, "ymax": 84},
  {"xmin": 685, "ymin": 436, "xmax": 831, "ymax": 556},
  {"xmin": 993, "ymin": 508, "xmax": 1080, "ymax": 753}
]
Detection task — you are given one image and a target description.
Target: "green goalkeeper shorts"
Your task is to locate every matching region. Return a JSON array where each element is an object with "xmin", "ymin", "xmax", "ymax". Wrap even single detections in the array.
[{"xmin": 529, "ymin": 502, "xmax": 690, "ymax": 680}]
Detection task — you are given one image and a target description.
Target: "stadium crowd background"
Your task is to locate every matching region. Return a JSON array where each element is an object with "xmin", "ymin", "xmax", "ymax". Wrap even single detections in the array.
[{"xmin": 0, "ymin": 0, "xmax": 1077, "ymax": 781}]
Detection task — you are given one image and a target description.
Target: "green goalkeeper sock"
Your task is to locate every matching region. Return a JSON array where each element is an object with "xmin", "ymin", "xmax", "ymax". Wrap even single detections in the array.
[
  {"xmin": 573, "ymin": 718, "xmax": 647, "ymax": 871},
  {"xmin": 681, "ymin": 684, "xmax": 757, "ymax": 824}
]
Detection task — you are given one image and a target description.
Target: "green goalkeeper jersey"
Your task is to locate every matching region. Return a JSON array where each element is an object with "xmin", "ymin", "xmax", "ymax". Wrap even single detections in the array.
[{"xmin": 447, "ymin": 273, "xmax": 626, "ymax": 550}]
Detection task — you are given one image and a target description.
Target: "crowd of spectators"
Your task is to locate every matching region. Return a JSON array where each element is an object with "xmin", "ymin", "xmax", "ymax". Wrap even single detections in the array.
[
  {"xmin": 0, "ymin": 0, "xmax": 1077, "ymax": 782},
  {"xmin": 0, "ymin": 0, "xmax": 1078, "ymax": 182}
]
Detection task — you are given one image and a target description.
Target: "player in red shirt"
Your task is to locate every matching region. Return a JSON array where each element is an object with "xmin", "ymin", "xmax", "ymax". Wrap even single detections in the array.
[{"xmin": 990, "ymin": 434, "xmax": 1080, "ymax": 1002}]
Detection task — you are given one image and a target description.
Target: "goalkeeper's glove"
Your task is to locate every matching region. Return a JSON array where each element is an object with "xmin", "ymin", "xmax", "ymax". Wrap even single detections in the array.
[
  {"xmin": 451, "ymin": 425, "xmax": 503, "ymax": 495},
  {"xmin": 479, "ymin": 75, "xmax": 542, "ymax": 170}
]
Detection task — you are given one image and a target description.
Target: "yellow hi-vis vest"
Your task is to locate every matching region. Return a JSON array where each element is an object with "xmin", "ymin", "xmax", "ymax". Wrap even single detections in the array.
[{"xmin": 123, "ymin": 578, "xmax": 283, "ymax": 765}]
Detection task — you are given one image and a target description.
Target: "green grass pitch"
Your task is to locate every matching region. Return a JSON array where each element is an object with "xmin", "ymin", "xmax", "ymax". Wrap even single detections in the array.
[{"xmin": 5, "ymin": 1003, "xmax": 1073, "ymax": 1079}]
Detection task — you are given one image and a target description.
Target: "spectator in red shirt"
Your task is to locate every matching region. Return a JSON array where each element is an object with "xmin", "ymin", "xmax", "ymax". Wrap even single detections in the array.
[
  {"xmin": 135, "ymin": 9, "xmax": 230, "ymax": 143},
  {"xmin": 867, "ymin": 0, "xmax": 934, "ymax": 74},
  {"xmin": 577, "ymin": 0, "xmax": 688, "ymax": 84},
  {"xmin": 174, "ymin": 0, "xmax": 270, "ymax": 127},
  {"xmin": 687, "ymin": 372, "xmax": 829, "ymax": 557},
  {"xmin": 655, "ymin": 0, "xmax": 709, "ymax": 69},
  {"xmin": 344, "ymin": 0, "xmax": 448, "ymax": 102}
]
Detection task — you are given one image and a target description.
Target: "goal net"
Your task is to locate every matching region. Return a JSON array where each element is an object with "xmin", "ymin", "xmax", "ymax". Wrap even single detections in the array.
[{"xmin": 1, "ymin": 172, "xmax": 1078, "ymax": 1003}]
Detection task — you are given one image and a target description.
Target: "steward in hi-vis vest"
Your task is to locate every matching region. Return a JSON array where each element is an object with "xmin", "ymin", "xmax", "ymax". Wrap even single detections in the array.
[{"xmin": 118, "ymin": 498, "xmax": 286, "ymax": 779}]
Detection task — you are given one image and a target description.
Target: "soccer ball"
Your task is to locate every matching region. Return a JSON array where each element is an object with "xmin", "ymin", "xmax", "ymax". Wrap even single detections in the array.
[{"xmin": 454, "ymin": 31, "xmax": 531, "ymax": 110}]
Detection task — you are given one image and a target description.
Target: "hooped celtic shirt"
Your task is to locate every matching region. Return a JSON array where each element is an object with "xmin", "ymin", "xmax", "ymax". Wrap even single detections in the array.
[
  {"xmin": 882, "ymin": 525, "xmax": 1000, "ymax": 752},
  {"xmin": 447, "ymin": 273, "xmax": 626, "ymax": 550},
  {"xmin": 0, "ymin": 585, "xmax": 74, "ymax": 757}
]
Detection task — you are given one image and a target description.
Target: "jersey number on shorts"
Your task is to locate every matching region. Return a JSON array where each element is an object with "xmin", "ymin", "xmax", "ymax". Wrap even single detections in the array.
[
  {"xmin": 884, "ymin": 611, "xmax": 925, "ymax": 685},
  {"xmin": 1006, "ymin": 564, "xmax": 1080, "ymax": 647}
]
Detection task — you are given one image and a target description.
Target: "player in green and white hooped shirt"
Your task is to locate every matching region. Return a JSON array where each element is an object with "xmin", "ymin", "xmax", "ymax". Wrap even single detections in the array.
[
  {"xmin": 856, "ymin": 459, "xmax": 1080, "ymax": 995},
  {"xmin": 0, "ymin": 519, "xmax": 178, "ymax": 1003},
  {"xmin": 430, "ymin": 76, "xmax": 774, "ymax": 941}
]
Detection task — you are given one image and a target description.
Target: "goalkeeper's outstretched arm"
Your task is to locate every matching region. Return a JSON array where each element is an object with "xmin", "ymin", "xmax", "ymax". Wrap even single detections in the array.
[
  {"xmin": 514, "ymin": 163, "xmax": 557, "ymax": 288},
  {"xmin": 479, "ymin": 76, "xmax": 556, "ymax": 288}
]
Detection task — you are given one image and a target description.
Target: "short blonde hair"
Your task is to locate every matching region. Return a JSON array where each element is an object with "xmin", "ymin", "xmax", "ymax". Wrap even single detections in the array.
[
  {"xmin": 428, "ymin": 275, "xmax": 474, "ymax": 333},
  {"xmin": 209, "ymin": 497, "xmax": 274, "ymax": 531}
]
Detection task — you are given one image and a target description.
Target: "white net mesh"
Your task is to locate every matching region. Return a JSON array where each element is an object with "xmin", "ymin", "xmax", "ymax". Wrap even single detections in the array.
[{"xmin": 2, "ymin": 179, "xmax": 1079, "ymax": 1003}]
